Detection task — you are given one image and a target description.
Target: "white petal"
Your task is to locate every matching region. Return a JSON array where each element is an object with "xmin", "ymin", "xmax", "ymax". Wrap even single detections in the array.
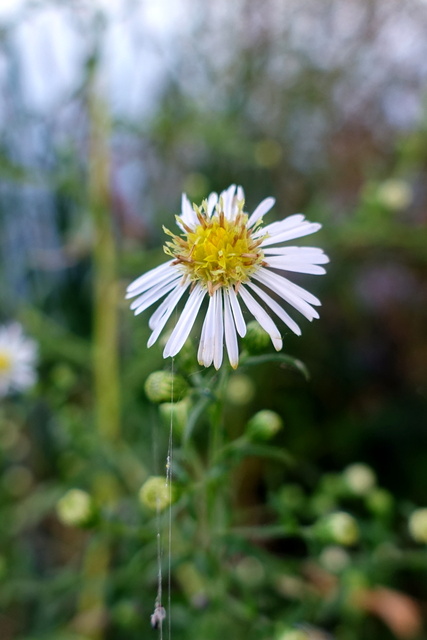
[
  {"xmin": 163, "ymin": 285, "xmax": 206, "ymax": 358},
  {"xmin": 126, "ymin": 261, "xmax": 175, "ymax": 296},
  {"xmin": 236, "ymin": 185, "xmax": 245, "ymax": 203},
  {"xmin": 254, "ymin": 266, "xmax": 321, "ymax": 306},
  {"xmin": 261, "ymin": 222, "xmax": 322, "ymax": 246},
  {"xmin": 263, "ymin": 247, "xmax": 329, "ymax": 264},
  {"xmin": 253, "ymin": 213, "xmax": 305, "ymax": 238},
  {"xmin": 213, "ymin": 290, "xmax": 224, "ymax": 370},
  {"xmin": 247, "ymin": 197, "xmax": 275, "ymax": 227},
  {"xmin": 228, "ymin": 286, "xmax": 246, "ymax": 337},
  {"xmin": 207, "ymin": 192, "xmax": 218, "ymax": 216},
  {"xmin": 221, "ymin": 184, "xmax": 236, "ymax": 219},
  {"xmin": 224, "ymin": 290, "xmax": 239, "ymax": 368},
  {"xmin": 149, "ymin": 281, "xmax": 188, "ymax": 329},
  {"xmin": 247, "ymin": 282, "xmax": 301, "ymax": 336},
  {"xmin": 253, "ymin": 269, "xmax": 320, "ymax": 321},
  {"xmin": 180, "ymin": 193, "xmax": 198, "ymax": 228},
  {"xmin": 130, "ymin": 275, "xmax": 181, "ymax": 313},
  {"xmin": 264, "ymin": 256, "xmax": 327, "ymax": 275},
  {"xmin": 127, "ymin": 267, "xmax": 179, "ymax": 300},
  {"xmin": 198, "ymin": 294, "xmax": 215, "ymax": 367},
  {"xmin": 238, "ymin": 285, "xmax": 283, "ymax": 351},
  {"xmin": 147, "ymin": 283, "xmax": 190, "ymax": 347}
]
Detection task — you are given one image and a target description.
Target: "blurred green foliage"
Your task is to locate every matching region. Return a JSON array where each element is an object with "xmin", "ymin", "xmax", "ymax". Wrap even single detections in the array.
[{"xmin": 1, "ymin": 1, "xmax": 427, "ymax": 640}]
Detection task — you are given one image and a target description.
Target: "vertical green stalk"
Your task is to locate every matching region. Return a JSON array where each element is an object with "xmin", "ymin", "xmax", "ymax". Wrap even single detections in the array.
[
  {"xmin": 206, "ymin": 368, "xmax": 230, "ymax": 601},
  {"xmin": 89, "ymin": 75, "xmax": 120, "ymax": 443},
  {"xmin": 73, "ymin": 64, "xmax": 120, "ymax": 640}
]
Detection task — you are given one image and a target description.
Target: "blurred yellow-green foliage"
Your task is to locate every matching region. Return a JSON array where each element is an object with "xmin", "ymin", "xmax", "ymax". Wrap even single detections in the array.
[{"xmin": 1, "ymin": 1, "xmax": 427, "ymax": 639}]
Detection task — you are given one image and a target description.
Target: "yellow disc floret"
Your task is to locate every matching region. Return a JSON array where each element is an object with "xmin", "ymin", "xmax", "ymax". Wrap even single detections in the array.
[
  {"xmin": 163, "ymin": 198, "xmax": 265, "ymax": 294},
  {"xmin": 0, "ymin": 351, "xmax": 12, "ymax": 373}
]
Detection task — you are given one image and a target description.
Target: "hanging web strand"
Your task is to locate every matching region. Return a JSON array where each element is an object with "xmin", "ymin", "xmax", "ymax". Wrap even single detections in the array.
[
  {"xmin": 151, "ymin": 423, "xmax": 166, "ymax": 636},
  {"xmin": 152, "ymin": 357, "xmax": 175, "ymax": 637},
  {"xmin": 166, "ymin": 356, "xmax": 174, "ymax": 640}
]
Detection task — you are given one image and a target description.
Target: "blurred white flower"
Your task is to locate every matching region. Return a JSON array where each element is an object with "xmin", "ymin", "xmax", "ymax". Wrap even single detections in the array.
[
  {"xmin": 0, "ymin": 323, "xmax": 38, "ymax": 397},
  {"xmin": 127, "ymin": 185, "xmax": 328, "ymax": 369}
]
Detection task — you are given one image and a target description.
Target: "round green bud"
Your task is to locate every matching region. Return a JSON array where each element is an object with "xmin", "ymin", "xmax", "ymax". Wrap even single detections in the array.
[
  {"xmin": 235, "ymin": 556, "xmax": 265, "ymax": 587},
  {"xmin": 139, "ymin": 476, "xmax": 175, "ymax": 511},
  {"xmin": 225, "ymin": 374, "xmax": 255, "ymax": 405},
  {"xmin": 366, "ymin": 488, "xmax": 393, "ymax": 516},
  {"xmin": 315, "ymin": 512, "xmax": 359, "ymax": 547},
  {"xmin": 279, "ymin": 484, "xmax": 306, "ymax": 512},
  {"xmin": 408, "ymin": 508, "xmax": 427, "ymax": 544},
  {"xmin": 51, "ymin": 364, "xmax": 77, "ymax": 392},
  {"xmin": 175, "ymin": 562, "xmax": 208, "ymax": 608},
  {"xmin": 319, "ymin": 473, "xmax": 345, "ymax": 498},
  {"xmin": 56, "ymin": 489, "xmax": 93, "ymax": 527},
  {"xmin": 343, "ymin": 463, "xmax": 376, "ymax": 496},
  {"xmin": 376, "ymin": 179, "xmax": 412, "ymax": 211},
  {"xmin": 310, "ymin": 493, "xmax": 336, "ymax": 517},
  {"xmin": 246, "ymin": 409, "xmax": 283, "ymax": 441},
  {"xmin": 158, "ymin": 398, "xmax": 189, "ymax": 436},
  {"xmin": 319, "ymin": 545, "xmax": 351, "ymax": 573},
  {"xmin": 144, "ymin": 371, "xmax": 188, "ymax": 403},
  {"xmin": 242, "ymin": 321, "xmax": 271, "ymax": 354},
  {"xmin": 173, "ymin": 338, "xmax": 197, "ymax": 373},
  {"xmin": 276, "ymin": 630, "xmax": 308, "ymax": 640}
]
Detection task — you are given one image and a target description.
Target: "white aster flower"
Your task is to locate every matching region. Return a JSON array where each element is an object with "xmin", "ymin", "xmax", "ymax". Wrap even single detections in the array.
[
  {"xmin": 0, "ymin": 323, "xmax": 38, "ymax": 397},
  {"xmin": 126, "ymin": 185, "xmax": 329, "ymax": 369}
]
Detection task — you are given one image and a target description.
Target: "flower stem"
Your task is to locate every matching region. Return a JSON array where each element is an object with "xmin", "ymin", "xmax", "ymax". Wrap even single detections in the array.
[{"xmin": 206, "ymin": 367, "xmax": 230, "ymax": 588}]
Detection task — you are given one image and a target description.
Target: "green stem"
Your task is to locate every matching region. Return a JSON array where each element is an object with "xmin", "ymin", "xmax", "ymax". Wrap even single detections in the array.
[
  {"xmin": 73, "ymin": 60, "xmax": 120, "ymax": 640},
  {"xmin": 89, "ymin": 72, "xmax": 120, "ymax": 444},
  {"xmin": 205, "ymin": 367, "xmax": 230, "ymax": 598},
  {"xmin": 208, "ymin": 367, "xmax": 229, "ymax": 469}
]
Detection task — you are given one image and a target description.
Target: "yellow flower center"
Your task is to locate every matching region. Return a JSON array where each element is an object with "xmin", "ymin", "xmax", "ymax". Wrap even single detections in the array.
[
  {"xmin": 163, "ymin": 199, "xmax": 265, "ymax": 294},
  {"xmin": 0, "ymin": 351, "xmax": 12, "ymax": 373}
]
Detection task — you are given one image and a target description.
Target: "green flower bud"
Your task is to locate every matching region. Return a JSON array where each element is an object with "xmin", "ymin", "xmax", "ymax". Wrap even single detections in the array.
[
  {"xmin": 319, "ymin": 545, "xmax": 351, "ymax": 573},
  {"xmin": 158, "ymin": 398, "xmax": 190, "ymax": 436},
  {"xmin": 51, "ymin": 364, "xmax": 77, "ymax": 392},
  {"xmin": 242, "ymin": 321, "xmax": 270, "ymax": 354},
  {"xmin": 279, "ymin": 484, "xmax": 306, "ymax": 512},
  {"xmin": 235, "ymin": 556, "xmax": 265, "ymax": 587},
  {"xmin": 175, "ymin": 562, "xmax": 208, "ymax": 608},
  {"xmin": 174, "ymin": 338, "xmax": 197, "ymax": 373},
  {"xmin": 225, "ymin": 374, "xmax": 255, "ymax": 405},
  {"xmin": 319, "ymin": 473, "xmax": 345, "ymax": 498},
  {"xmin": 343, "ymin": 463, "xmax": 376, "ymax": 496},
  {"xmin": 139, "ymin": 476, "xmax": 176, "ymax": 511},
  {"xmin": 315, "ymin": 512, "xmax": 359, "ymax": 547},
  {"xmin": 310, "ymin": 493, "xmax": 336, "ymax": 517},
  {"xmin": 408, "ymin": 508, "xmax": 427, "ymax": 544},
  {"xmin": 376, "ymin": 179, "xmax": 412, "ymax": 211},
  {"xmin": 144, "ymin": 371, "xmax": 188, "ymax": 403},
  {"xmin": 246, "ymin": 409, "xmax": 283, "ymax": 441},
  {"xmin": 366, "ymin": 488, "xmax": 393, "ymax": 516},
  {"xmin": 56, "ymin": 489, "xmax": 93, "ymax": 527},
  {"xmin": 276, "ymin": 630, "xmax": 308, "ymax": 640}
]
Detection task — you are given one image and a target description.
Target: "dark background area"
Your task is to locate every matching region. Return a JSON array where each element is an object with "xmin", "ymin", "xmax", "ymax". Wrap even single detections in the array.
[{"xmin": 1, "ymin": 1, "xmax": 427, "ymax": 639}]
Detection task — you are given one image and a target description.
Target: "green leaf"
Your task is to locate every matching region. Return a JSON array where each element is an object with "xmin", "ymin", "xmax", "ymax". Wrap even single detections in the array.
[
  {"xmin": 240, "ymin": 353, "xmax": 310, "ymax": 379},
  {"xmin": 182, "ymin": 393, "xmax": 214, "ymax": 443},
  {"xmin": 218, "ymin": 440, "xmax": 295, "ymax": 467}
]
